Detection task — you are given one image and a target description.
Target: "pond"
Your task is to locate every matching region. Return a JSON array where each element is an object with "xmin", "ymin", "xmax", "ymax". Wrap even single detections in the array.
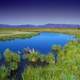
[{"xmin": 0, "ymin": 32, "xmax": 76, "ymax": 54}]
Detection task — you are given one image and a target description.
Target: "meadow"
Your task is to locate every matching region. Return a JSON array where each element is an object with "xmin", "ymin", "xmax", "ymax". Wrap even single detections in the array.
[
  {"xmin": 0, "ymin": 28, "xmax": 80, "ymax": 34},
  {"xmin": 0, "ymin": 28, "xmax": 80, "ymax": 40}
]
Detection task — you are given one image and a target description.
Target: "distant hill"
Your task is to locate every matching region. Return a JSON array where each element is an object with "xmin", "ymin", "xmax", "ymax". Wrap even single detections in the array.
[{"xmin": 0, "ymin": 24, "xmax": 80, "ymax": 28}]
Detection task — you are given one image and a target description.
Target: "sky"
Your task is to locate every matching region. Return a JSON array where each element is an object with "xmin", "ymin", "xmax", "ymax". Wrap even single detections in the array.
[{"xmin": 0, "ymin": 0, "xmax": 80, "ymax": 25}]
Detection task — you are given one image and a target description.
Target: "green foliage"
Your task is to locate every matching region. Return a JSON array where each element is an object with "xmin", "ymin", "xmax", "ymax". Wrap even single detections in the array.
[
  {"xmin": 4, "ymin": 48, "xmax": 12, "ymax": 63},
  {"xmin": 43, "ymin": 53, "xmax": 54, "ymax": 63},
  {"xmin": 0, "ymin": 66, "xmax": 8, "ymax": 80},
  {"xmin": 1, "ymin": 41, "xmax": 80, "ymax": 80},
  {"xmin": 12, "ymin": 52, "xmax": 20, "ymax": 63},
  {"xmin": 4, "ymin": 49, "xmax": 20, "ymax": 63},
  {"xmin": 51, "ymin": 45, "xmax": 63, "ymax": 59},
  {"xmin": 0, "ymin": 32, "xmax": 38, "ymax": 40},
  {"xmin": 76, "ymin": 34, "xmax": 80, "ymax": 38},
  {"xmin": 11, "ymin": 53, "xmax": 20, "ymax": 70},
  {"xmin": 22, "ymin": 41, "xmax": 80, "ymax": 80},
  {"xmin": 10, "ymin": 62, "xmax": 18, "ymax": 70},
  {"xmin": 51, "ymin": 45, "xmax": 62, "ymax": 53},
  {"xmin": 25, "ymin": 50, "xmax": 54, "ymax": 64},
  {"xmin": 22, "ymin": 65, "xmax": 55, "ymax": 80},
  {"xmin": 4, "ymin": 49, "xmax": 20, "ymax": 71},
  {"xmin": 27, "ymin": 51, "xmax": 40, "ymax": 62}
]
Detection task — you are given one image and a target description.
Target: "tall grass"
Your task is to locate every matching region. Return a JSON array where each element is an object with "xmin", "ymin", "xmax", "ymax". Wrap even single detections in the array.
[
  {"xmin": 0, "ymin": 40, "xmax": 80, "ymax": 80},
  {"xmin": 22, "ymin": 41, "xmax": 80, "ymax": 80}
]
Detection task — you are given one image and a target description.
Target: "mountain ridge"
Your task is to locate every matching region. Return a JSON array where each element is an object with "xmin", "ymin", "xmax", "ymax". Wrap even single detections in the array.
[{"xmin": 0, "ymin": 24, "xmax": 80, "ymax": 28}]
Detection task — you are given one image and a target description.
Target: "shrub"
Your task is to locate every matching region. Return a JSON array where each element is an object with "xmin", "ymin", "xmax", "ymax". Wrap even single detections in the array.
[
  {"xmin": 4, "ymin": 48, "xmax": 12, "ymax": 63},
  {"xmin": 0, "ymin": 65, "xmax": 8, "ymax": 80}
]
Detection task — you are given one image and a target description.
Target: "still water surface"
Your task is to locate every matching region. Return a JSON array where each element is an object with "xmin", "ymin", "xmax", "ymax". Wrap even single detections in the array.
[{"xmin": 0, "ymin": 32, "xmax": 76, "ymax": 54}]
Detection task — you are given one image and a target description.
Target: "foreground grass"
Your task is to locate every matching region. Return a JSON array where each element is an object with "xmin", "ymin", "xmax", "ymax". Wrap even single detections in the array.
[
  {"xmin": 0, "ymin": 41, "xmax": 80, "ymax": 80},
  {"xmin": 22, "ymin": 41, "xmax": 80, "ymax": 80}
]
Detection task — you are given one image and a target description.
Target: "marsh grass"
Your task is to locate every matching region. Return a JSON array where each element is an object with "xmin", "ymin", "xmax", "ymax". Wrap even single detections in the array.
[
  {"xmin": 22, "ymin": 41, "xmax": 80, "ymax": 80},
  {"xmin": 0, "ymin": 39, "xmax": 80, "ymax": 80},
  {"xmin": 0, "ymin": 32, "xmax": 38, "ymax": 40}
]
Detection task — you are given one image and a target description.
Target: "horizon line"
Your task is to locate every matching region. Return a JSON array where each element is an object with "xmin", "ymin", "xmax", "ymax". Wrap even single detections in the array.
[{"xmin": 0, "ymin": 23, "xmax": 80, "ymax": 26}]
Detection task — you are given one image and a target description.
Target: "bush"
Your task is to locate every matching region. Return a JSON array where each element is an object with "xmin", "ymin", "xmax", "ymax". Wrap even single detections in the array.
[
  {"xmin": 0, "ymin": 65, "xmax": 8, "ymax": 80},
  {"xmin": 4, "ymin": 48, "xmax": 12, "ymax": 63},
  {"xmin": 26, "ymin": 51, "xmax": 40, "ymax": 62}
]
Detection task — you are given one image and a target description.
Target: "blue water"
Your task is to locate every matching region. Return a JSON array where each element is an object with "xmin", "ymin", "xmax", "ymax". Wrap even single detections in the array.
[{"xmin": 0, "ymin": 32, "xmax": 76, "ymax": 54}]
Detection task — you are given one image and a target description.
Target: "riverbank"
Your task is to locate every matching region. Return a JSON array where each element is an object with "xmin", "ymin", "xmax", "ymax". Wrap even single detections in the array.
[
  {"xmin": 0, "ymin": 28, "xmax": 80, "ymax": 35},
  {"xmin": 0, "ymin": 31, "xmax": 38, "ymax": 40},
  {"xmin": 0, "ymin": 28, "xmax": 80, "ymax": 40}
]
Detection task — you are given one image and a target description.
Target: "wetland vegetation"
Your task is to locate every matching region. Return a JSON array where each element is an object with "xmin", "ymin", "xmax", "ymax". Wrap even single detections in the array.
[
  {"xmin": 0, "ymin": 28, "xmax": 80, "ymax": 80},
  {"xmin": 0, "ymin": 31, "xmax": 38, "ymax": 40},
  {"xmin": 0, "ymin": 40, "xmax": 80, "ymax": 80},
  {"xmin": 0, "ymin": 28, "xmax": 80, "ymax": 40}
]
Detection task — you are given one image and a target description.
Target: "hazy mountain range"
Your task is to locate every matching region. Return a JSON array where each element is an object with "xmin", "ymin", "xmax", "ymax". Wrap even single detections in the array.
[{"xmin": 0, "ymin": 24, "xmax": 80, "ymax": 28}]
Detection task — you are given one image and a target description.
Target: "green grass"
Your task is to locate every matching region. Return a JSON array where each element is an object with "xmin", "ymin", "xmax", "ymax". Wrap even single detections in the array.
[
  {"xmin": 0, "ymin": 28, "xmax": 80, "ymax": 34},
  {"xmin": 0, "ymin": 32, "xmax": 38, "ymax": 40},
  {"xmin": 76, "ymin": 34, "xmax": 80, "ymax": 38},
  {"xmin": 22, "ymin": 41, "xmax": 80, "ymax": 80},
  {"xmin": 0, "ymin": 28, "xmax": 80, "ymax": 80},
  {"xmin": 0, "ymin": 28, "xmax": 80, "ymax": 40},
  {"xmin": 0, "ymin": 41, "xmax": 80, "ymax": 80}
]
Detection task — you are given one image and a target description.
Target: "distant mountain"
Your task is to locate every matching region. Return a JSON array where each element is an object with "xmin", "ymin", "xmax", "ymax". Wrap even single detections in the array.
[{"xmin": 0, "ymin": 24, "xmax": 80, "ymax": 28}]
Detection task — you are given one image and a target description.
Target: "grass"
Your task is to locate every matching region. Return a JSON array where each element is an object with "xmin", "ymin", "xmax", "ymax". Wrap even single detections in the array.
[
  {"xmin": 0, "ymin": 40, "xmax": 80, "ymax": 80},
  {"xmin": 22, "ymin": 41, "xmax": 80, "ymax": 80},
  {"xmin": 0, "ymin": 31, "xmax": 38, "ymax": 40},
  {"xmin": 0, "ymin": 28, "xmax": 80, "ymax": 80},
  {"xmin": 76, "ymin": 34, "xmax": 80, "ymax": 38},
  {"xmin": 0, "ymin": 28, "xmax": 80, "ymax": 34},
  {"xmin": 0, "ymin": 28, "xmax": 80, "ymax": 40}
]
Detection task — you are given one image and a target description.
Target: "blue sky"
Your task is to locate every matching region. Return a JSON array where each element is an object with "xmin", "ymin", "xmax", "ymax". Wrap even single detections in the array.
[{"xmin": 0, "ymin": 0, "xmax": 80, "ymax": 25}]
